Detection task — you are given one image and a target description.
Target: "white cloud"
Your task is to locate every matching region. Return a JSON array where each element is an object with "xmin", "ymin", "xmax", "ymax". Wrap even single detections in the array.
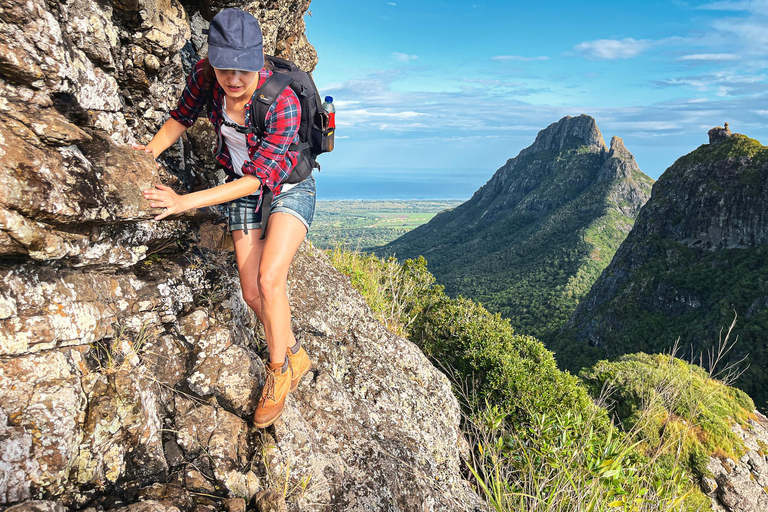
[
  {"xmin": 572, "ymin": 38, "xmax": 652, "ymax": 60},
  {"xmin": 492, "ymin": 55, "xmax": 549, "ymax": 62},
  {"xmin": 713, "ymin": 18, "xmax": 768, "ymax": 49},
  {"xmin": 698, "ymin": 0, "xmax": 768, "ymax": 12},
  {"xmin": 393, "ymin": 52, "xmax": 419, "ymax": 63},
  {"xmin": 387, "ymin": 2, "xmax": 397, "ymax": 5},
  {"xmin": 678, "ymin": 53, "xmax": 742, "ymax": 61},
  {"xmin": 608, "ymin": 121, "xmax": 682, "ymax": 131},
  {"xmin": 653, "ymin": 72, "xmax": 768, "ymax": 96}
]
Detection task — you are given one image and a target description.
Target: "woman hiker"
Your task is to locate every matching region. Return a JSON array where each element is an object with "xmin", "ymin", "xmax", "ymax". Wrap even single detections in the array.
[{"xmin": 133, "ymin": 8, "xmax": 313, "ymax": 428}]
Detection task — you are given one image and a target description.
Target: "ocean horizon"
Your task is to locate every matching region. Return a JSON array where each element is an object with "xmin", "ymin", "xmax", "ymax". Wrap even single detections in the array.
[{"xmin": 314, "ymin": 168, "xmax": 484, "ymax": 201}]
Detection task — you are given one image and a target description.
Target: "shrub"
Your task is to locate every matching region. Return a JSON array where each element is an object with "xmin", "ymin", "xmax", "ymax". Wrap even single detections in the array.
[
  {"xmin": 580, "ymin": 352, "xmax": 754, "ymax": 478},
  {"xmin": 463, "ymin": 400, "xmax": 711, "ymax": 512},
  {"xmin": 330, "ymin": 247, "xmax": 595, "ymax": 424}
]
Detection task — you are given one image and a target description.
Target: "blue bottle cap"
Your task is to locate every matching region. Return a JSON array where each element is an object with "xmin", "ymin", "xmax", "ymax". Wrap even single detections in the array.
[{"xmin": 325, "ymin": 96, "xmax": 333, "ymax": 103}]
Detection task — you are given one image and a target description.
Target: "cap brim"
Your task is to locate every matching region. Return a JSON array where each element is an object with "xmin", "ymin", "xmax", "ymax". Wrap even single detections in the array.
[{"xmin": 208, "ymin": 44, "xmax": 264, "ymax": 72}]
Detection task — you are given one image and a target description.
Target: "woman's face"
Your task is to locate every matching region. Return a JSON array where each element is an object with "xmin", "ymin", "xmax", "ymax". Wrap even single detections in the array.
[{"xmin": 214, "ymin": 68, "xmax": 259, "ymax": 102}]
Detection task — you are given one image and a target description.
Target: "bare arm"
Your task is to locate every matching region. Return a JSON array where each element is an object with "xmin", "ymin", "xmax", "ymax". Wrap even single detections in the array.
[{"xmin": 143, "ymin": 175, "xmax": 261, "ymax": 221}]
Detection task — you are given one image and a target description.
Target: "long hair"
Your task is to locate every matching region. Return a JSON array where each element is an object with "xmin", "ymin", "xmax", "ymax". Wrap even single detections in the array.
[{"xmin": 202, "ymin": 58, "xmax": 216, "ymax": 89}]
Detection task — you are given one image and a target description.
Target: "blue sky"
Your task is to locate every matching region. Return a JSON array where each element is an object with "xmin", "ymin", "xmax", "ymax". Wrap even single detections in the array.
[{"xmin": 304, "ymin": 0, "xmax": 768, "ymax": 199}]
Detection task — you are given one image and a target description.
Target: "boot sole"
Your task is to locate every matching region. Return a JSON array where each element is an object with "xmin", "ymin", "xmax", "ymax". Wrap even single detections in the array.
[
  {"xmin": 254, "ymin": 413, "xmax": 282, "ymax": 429},
  {"xmin": 289, "ymin": 360, "xmax": 311, "ymax": 393}
]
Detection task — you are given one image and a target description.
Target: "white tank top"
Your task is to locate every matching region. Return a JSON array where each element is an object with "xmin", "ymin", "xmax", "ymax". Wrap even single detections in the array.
[{"xmin": 221, "ymin": 97, "xmax": 295, "ymax": 191}]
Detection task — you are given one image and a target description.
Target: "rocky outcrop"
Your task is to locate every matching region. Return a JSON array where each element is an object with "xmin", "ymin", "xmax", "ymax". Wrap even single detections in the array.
[
  {"xmin": 559, "ymin": 128, "xmax": 768, "ymax": 411},
  {"xmin": 708, "ymin": 122, "xmax": 733, "ymax": 145},
  {"xmin": 703, "ymin": 413, "xmax": 768, "ymax": 512},
  {"xmin": 378, "ymin": 115, "xmax": 654, "ymax": 340},
  {"xmin": 0, "ymin": 0, "xmax": 484, "ymax": 510},
  {"xmin": 517, "ymin": 113, "xmax": 606, "ymax": 157}
]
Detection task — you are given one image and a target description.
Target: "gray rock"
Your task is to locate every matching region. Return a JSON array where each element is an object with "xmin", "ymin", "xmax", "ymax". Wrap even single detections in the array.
[
  {"xmin": 4, "ymin": 501, "xmax": 66, "ymax": 512},
  {"xmin": 705, "ymin": 413, "xmax": 768, "ymax": 511},
  {"xmin": 137, "ymin": 483, "xmax": 193, "ymax": 511},
  {"xmin": 0, "ymin": 409, "xmax": 38, "ymax": 503},
  {"xmin": 112, "ymin": 501, "xmax": 181, "ymax": 512},
  {"xmin": 702, "ymin": 476, "xmax": 718, "ymax": 494},
  {"xmin": 222, "ymin": 497, "xmax": 246, "ymax": 512},
  {"xmin": 255, "ymin": 490, "xmax": 288, "ymax": 512},
  {"xmin": 708, "ymin": 123, "xmax": 733, "ymax": 144}
]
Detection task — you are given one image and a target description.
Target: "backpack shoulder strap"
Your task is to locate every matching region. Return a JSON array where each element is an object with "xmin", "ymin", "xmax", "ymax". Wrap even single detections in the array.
[{"xmin": 247, "ymin": 72, "xmax": 294, "ymax": 135}]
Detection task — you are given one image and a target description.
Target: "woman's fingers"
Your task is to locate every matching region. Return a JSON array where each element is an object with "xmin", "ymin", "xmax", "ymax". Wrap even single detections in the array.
[
  {"xmin": 131, "ymin": 145, "xmax": 160, "ymax": 168},
  {"xmin": 143, "ymin": 183, "xmax": 184, "ymax": 220},
  {"xmin": 154, "ymin": 207, "xmax": 174, "ymax": 221}
]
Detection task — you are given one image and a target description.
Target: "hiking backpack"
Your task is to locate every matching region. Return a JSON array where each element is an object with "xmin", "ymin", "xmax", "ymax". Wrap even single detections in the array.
[{"xmin": 226, "ymin": 55, "xmax": 334, "ymax": 238}]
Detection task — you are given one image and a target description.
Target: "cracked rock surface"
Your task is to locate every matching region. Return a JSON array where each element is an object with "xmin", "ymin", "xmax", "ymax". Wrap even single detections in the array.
[{"xmin": 703, "ymin": 414, "xmax": 768, "ymax": 512}]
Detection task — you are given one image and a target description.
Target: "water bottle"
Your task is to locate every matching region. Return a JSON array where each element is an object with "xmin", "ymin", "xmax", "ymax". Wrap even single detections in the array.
[
  {"xmin": 322, "ymin": 96, "xmax": 335, "ymax": 129},
  {"xmin": 320, "ymin": 96, "xmax": 335, "ymax": 152}
]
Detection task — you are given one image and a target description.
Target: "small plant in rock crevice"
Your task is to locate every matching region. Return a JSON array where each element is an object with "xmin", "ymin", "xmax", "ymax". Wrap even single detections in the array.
[{"xmin": 88, "ymin": 321, "xmax": 157, "ymax": 374}]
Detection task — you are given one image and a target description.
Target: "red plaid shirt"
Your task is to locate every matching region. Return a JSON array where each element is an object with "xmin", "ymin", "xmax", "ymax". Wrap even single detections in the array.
[{"xmin": 169, "ymin": 59, "xmax": 300, "ymax": 210}]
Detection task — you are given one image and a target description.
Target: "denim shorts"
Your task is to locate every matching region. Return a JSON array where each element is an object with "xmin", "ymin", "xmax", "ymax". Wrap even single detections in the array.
[{"xmin": 227, "ymin": 175, "xmax": 316, "ymax": 233}]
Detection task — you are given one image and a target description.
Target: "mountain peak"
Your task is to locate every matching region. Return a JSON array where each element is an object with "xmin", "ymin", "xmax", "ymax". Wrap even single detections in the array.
[
  {"xmin": 523, "ymin": 114, "xmax": 606, "ymax": 155},
  {"xmin": 708, "ymin": 122, "xmax": 733, "ymax": 145},
  {"xmin": 608, "ymin": 136, "xmax": 631, "ymax": 159}
]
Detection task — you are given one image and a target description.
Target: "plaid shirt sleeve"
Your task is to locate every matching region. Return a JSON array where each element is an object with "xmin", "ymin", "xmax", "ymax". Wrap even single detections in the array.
[
  {"xmin": 169, "ymin": 59, "xmax": 209, "ymax": 128},
  {"xmin": 241, "ymin": 85, "xmax": 301, "ymax": 195}
]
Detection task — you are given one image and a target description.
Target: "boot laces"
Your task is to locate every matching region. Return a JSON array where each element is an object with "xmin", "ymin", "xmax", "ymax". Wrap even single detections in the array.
[
  {"xmin": 286, "ymin": 355, "xmax": 294, "ymax": 375},
  {"xmin": 262, "ymin": 366, "xmax": 277, "ymax": 402}
]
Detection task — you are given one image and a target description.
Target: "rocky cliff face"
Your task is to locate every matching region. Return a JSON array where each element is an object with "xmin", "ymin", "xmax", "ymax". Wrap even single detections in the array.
[
  {"xmin": 557, "ymin": 128, "xmax": 768, "ymax": 412},
  {"xmin": 0, "ymin": 0, "xmax": 484, "ymax": 510},
  {"xmin": 378, "ymin": 115, "xmax": 654, "ymax": 341},
  {"xmin": 703, "ymin": 413, "xmax": 768, "ymax": 512}
]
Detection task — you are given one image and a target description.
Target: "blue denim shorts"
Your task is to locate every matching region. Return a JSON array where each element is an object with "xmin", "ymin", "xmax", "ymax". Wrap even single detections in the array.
[{"xmin": 227, "ymin": 175, "xmax": 316, "ymax": 233}]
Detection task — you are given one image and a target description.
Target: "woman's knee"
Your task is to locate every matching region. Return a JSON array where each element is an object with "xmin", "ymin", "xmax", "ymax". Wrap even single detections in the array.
[
  {"xmin": 257, "ymin": 266, "xmax": 286, "ymax": 303},
  {"xmin": 241, "ymin": 283, "xmax": 261, "ymax": 309}
]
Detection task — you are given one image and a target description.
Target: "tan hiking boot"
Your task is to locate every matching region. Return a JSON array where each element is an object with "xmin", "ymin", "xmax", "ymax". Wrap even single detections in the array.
[
  {"xmin": 253, "ymin": 360, "xmax": 291, "ymax": 428},
  {"xmin": 286, "ymin": 344, "xmax": 311, "ymax": 392}
]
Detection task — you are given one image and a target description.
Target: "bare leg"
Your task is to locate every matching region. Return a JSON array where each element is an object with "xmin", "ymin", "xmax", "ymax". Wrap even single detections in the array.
[
  {"xmin": 233, "ymin": 229, "xmax": 266, "ymax": 323},
  {"xmin": 256, "ymin": 213, "xmax": 307, "ymax": 365},
  {"xmin": 233, "ymin": 221, "xmax": 303, "ymax": 356}
]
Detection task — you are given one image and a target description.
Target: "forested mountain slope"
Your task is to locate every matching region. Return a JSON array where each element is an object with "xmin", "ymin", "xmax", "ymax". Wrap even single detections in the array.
[
  {"xmin": 555, "ymin": 126, "xmax": 768, "ymax": 410},
  {"xmin": 379, "ymin": 115, "xmax": 654, "ymax": 340}
]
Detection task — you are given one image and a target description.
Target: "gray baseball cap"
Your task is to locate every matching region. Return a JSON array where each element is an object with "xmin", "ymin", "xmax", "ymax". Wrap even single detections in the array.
[{"xmin": 207, "ymin": 9, "xmax": 264, "ymax": 72}]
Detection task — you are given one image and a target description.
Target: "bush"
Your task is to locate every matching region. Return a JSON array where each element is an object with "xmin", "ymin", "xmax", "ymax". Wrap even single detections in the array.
[
  {"xmin": 330, "ymin": 247, "xmax": 595, "ymax": 424},
  {"xmin": 463, "ymin": 402, "xmax": 711, "ymax": 512},
  {"xmin": 580, "ymin": 352, "xmax": 754, "ymax": 478},
  {"xmin": 410, "ymin": 295, "xmax": 596, "ymax": 425}
]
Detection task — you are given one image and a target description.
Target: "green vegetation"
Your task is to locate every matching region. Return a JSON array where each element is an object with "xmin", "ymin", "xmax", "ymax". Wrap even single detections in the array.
[
  {"xmin": 328, "ymin": 249, "xmax": 442, "ymax": 338},
  {"xmin": 662, "ymin": 134, "xmax": 766, "ymax": 180},
  {"xmin": 328, "ymin": 247, "xmax": 720, "ymax": 511},
  {"xmin": 556, "ymin": 133, "xmax": 768, "ymax": 412},
  {"xmin": 555, "ymin": 234, "xmax": 768, "ymax": 411},
  {"xmin": 465, "ymin": 403, "xmax": 711, "ymax": 511},
  {"xmin": 309, "ymin": 200, "xmax": 462, "ymax": 251},
  {"xmin": 377, "ymin": 143, "xmax": 653, "ymax": 342},
  {"xmin": 329, "ymin": 247, "xmax": 593, "ymax": 423},
  {"xmin": 581, "ymin": 353, "xmax": 755, "ymax": 477}
]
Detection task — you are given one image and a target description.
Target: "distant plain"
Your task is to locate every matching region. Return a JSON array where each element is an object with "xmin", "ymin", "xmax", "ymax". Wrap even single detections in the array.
[{"xmin": 309, "ymin": 199, "xmax": 463, "ymax": 252}]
